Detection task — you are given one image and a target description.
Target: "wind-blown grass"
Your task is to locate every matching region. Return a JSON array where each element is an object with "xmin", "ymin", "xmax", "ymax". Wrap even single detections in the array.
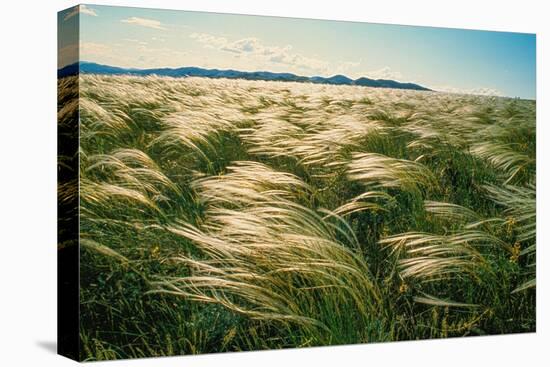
[
  {"xmin": 63, "ymin": 74, "xmax": 536, "ymax": 360},
  {"xmin": 151, "ymin": 162, "xmax": 385, "ymax": 345}
]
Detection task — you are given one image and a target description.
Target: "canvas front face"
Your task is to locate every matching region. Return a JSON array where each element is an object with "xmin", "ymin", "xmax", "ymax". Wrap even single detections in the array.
[{"xmin": 57, "ymin": 4, "xmax": 536, "ymax": 362}]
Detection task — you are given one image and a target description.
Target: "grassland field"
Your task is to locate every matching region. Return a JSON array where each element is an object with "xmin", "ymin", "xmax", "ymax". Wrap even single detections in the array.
[{"xmin": 58, "ymin": 74, "xmax": 536, "ymax": 360}]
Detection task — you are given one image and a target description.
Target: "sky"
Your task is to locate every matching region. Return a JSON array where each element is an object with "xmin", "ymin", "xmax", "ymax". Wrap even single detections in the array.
[{"xmin": 58, "ymin": 4, "xmax": 536, "ymax": 99}]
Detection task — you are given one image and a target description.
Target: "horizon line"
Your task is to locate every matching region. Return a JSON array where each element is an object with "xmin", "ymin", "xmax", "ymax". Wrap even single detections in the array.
[
  {"xmin": 59, "ymin": 60, "xmax": 428, "ymax": 83},
  {"xmin": 58, "ymin": 60, "xmax": 535, "ymax": 99}
]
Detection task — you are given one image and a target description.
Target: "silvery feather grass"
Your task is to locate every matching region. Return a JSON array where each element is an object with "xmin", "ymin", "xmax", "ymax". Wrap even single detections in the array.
[
  {"xmin": 242, "ymin": 114, "xmax": 384, "ymax": 168},
  {"xmin": 69, "ymin": 74, "xmax": 536, "ymax": 359},
  {"xmin": 484, "ymin": 184, "xmax": 536, "ymax": 242},
  {"xmin": 151, "ymin": 162, "xmax": 385, "ymax": 344},
  {"xmin": 424, "ymin": 200, "xmax": 507, "ymax": 229},
  {"xmin": 86, "ymin": 149, "xmax": 181, "ymax": 197},
  {"xmin": 380, "ymin": 230, "xmax": 508, "ymax": 281},
  {"xmin": 344, "ymin": 152, "xmax": 438, "ymax": 195},
  {"xmin": 470, "ymin": 142, "xmax": 535, "ymax": 184},
  {"xmin": 485, "ymin": 184, "xmax": 536, "ymax": 291}
]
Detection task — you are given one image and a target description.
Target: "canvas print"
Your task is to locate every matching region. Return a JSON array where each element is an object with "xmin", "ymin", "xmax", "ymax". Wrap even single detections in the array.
[{"xmin": 57, "ymin": 4, "xmax": 536, "ymax": 362}]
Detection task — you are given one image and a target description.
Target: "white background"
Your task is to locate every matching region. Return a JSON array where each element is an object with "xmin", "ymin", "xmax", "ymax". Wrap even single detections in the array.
[{"xmin": 0, "ymin": 0, "xmax": 548, "ymax": 365}]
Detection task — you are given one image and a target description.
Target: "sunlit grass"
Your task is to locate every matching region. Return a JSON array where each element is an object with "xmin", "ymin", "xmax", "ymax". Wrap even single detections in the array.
[{"xmin": 62, "ymin": 74, "xmax": 536, "ymax": 360}]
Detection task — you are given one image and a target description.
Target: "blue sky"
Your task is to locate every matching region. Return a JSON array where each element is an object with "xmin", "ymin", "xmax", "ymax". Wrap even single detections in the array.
[{"xmin": 58, "ymin": 4, "xmax": 536, "ymax": 99}]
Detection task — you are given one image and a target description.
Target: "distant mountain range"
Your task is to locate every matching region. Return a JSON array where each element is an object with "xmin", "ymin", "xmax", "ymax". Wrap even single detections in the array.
[{"xmin": 58, "ymin": 62, "xmax": 432, "ymax": 91}]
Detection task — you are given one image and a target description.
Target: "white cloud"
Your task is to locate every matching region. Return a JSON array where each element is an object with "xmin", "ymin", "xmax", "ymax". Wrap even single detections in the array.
[
  {"xmin": 335, "ymin": 61, "xmax": 360, "ymax": 75},
  {"xmin": 189, "ymin": 33, "xmax": 330, "ymax": 74},
  {"xmin": 190, "ymin": 33, "xmax": 420, "ymax": 78},
  {"xmin": 58, "ymin": 43, "xmax": 79, "ymax": 68},
  {"xmin": 221, "ymin": 38, "xmax": 262, "ymax": 53},
  {"xmin": 189, "ymin": 33, "xmax": 228, "ymax": 49},
  {"xmin": 80, "ymin": 42, "xmax": 112, "ymax": 57},
  {"xmin": 363, "ymin": 66, "xmax": 403, "ymax": 80},
  {"xmin": 121, "ymin": 17, "xmax": 167, "ymax": 30},
  {"xmin": 78, "ymin": 40, "xmax": 190, "ymax": 69},
  {"xmin": 64, "ymin": 5, "xmax": 98, "ymax": 21}
]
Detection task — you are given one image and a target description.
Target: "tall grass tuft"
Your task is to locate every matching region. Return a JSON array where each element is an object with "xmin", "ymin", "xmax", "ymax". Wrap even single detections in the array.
[{"xmin": 152, "ymin": 162, "xmax": 385, "ymax": 345}]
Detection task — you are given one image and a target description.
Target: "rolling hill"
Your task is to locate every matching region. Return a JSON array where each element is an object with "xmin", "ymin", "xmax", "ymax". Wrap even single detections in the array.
[{"xmin": 58, "ymin": 61, "xmax": 432, "ymax": 91}]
